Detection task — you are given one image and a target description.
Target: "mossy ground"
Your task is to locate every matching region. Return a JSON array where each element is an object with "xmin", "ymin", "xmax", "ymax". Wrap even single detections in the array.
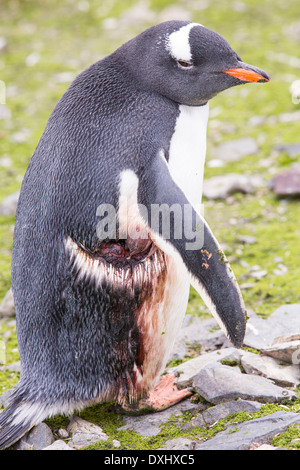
[
  {"xmin": 42, "ymin": 399, "xmax": 300, "ymax": 450},
  {"xmin": 0, "ymin": 0, "xmax": 299, "ymax": 449}
]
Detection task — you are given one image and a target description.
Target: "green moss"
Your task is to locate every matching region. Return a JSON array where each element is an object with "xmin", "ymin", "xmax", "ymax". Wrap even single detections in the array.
[
  {"xmin": 227, "ymin": 426, "xmax": 240, "ymax": 434},
  {"xmin": 221, "ymin": 359, "xmax": 238, "ymax": 367},
  {"xmin": 242, "ymin": 346, "xmax": 260, "ymax": 355},
  {"xmin": 44, "ymin": 414, "xmax": 70, "ymax": 431},
  {"xmin": 272, "ymin": 424, "xmax": 300, "ymax": 450},
  {"xmin": 166, "ymin": 358, "xmax": 183, "ymax": 368},
  {"xmin": 0, "ymin": 369, "xmax": 20, "ymax": 398},
  {"xmin": 0, "ymin": 319, "xmax": 20, "ymax": 395}
]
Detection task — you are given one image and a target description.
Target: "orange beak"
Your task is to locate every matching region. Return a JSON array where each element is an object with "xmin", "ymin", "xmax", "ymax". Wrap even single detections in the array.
[{"xmin": 224, "ymin": 66, "xmax": 270, "ymax": 83}]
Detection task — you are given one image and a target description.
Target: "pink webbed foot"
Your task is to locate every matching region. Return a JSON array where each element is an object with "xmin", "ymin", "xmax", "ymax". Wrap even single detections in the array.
[{"xmin": 138, "ymin": 373, "xmax": 192, "ymax": 411}]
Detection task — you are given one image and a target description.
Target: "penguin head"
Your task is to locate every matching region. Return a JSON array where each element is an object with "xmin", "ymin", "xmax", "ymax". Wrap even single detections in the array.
[{"xmin": 118, "ymin": 21, "xmax": 269, "ymax": 106}]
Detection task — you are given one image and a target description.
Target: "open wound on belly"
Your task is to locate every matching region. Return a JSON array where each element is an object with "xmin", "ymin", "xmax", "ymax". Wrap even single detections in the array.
[{"xmin": 64, "ymin": 234, "xmax": 167, "ymax": 294}]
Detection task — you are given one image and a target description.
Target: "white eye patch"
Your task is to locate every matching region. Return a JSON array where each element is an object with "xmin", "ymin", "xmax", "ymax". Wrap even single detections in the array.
[{"xmin": 166, "ymin": 22, "xmax": 202, "ymax": 63}]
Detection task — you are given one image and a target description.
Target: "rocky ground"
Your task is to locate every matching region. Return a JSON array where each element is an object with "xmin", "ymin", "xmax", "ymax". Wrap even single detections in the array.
[
  {"xmin": 1, "ymin": 0, "xmax": 300, "ymax": 452},
  {"xmin": 1, "ymin": 302, "xmax": 299, "ymax": 450}
]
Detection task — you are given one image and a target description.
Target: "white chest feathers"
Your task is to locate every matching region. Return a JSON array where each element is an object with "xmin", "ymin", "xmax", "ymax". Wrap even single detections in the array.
[{"xmin": 168, "ymin": 103, "xmax": 209, "ymax": 209}]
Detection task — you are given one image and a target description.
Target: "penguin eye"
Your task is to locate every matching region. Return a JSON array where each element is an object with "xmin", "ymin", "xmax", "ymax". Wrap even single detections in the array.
[{"xmin": 177, "ymin": 60, "xmax": 193, "ymax": 69}]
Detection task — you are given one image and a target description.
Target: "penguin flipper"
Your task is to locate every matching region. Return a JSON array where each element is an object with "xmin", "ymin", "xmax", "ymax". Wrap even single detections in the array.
[{"xmin": 139, "ymin": 151, "xmax": 246, "ymax": 347}]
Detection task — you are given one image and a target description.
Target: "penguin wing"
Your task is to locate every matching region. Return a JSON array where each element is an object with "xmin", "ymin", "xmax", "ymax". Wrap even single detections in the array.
[{"xmin": 138, "ymin": 150, "xmax": 246, "ymax": 347}]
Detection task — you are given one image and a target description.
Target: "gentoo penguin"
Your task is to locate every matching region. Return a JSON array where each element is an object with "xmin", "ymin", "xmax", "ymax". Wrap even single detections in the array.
[{"xmin": 0, "ymin": 20, "xmax": 269, "ymax": 449}]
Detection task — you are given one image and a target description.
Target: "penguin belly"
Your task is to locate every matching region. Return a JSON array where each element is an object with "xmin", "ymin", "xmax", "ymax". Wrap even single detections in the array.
[
  {"xmin": 63, "ymin": 166, "xmax": 191, "ymax": 405},
  {"xmin": 65, "ymin": 234, "xmax": 190, "ymax": 404}
]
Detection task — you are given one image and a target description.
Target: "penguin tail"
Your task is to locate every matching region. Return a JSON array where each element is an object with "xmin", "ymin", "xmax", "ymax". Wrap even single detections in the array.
[{"xmin": 0, "ymin": 390, "xmax": 45, "ymax": 450}]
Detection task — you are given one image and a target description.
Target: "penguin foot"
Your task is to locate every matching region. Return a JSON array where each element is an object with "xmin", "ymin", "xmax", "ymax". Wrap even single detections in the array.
[{"xmin": 138, "ymin": 374, "xmax": 192, "ymax": 412}]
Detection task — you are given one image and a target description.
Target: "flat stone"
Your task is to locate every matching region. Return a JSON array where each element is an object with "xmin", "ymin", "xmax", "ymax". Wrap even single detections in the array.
[
  {"xmin": 240, "ymin": 350, "xmax": 300, "ymax": 387},
  {"xmin": 118, "ymin": 399, "xmax": 200, "ymax": 437},
  {"xmin": 0, "ymin": 288, "xmax": 15, "ymax": 318},
  {"xmin": 273, "ymin": 333, "xmax": 300, "ymax": 344},
  {"xmin": 194, "ymin": 411, "xmax": 300, "ymax": 450},
  {"xmin": 250, "ymin": 269, "xmax": 268, "ymax": 279},
  {"xmin": 0, "ymin": 37, "xmax": 7, "ymax": 52},
  {"xmin": 0, "ymin": 191, "xmax": 20, "ymax": 216},
  {"xmin": 0, "ymin": 389, "xmax": 13, "ymax": 408},
  {"xmin": 270, "ymin": 168, "xmax": 300, "ymax": 196},
  {"xmin": 290, "ymin": 80, "xmax": 300, "ymax": 103},
  {"xmin": 271, "ymin": 304, "xmax": 300, "ymax": 321},
  {"xmin": 203, "ymin": 173, "xmax": 263, "ymax": 199},
  {"xmin": 244, "ymin": 304, "xmax": 300, "ymax": 350},
  {"xmin": 214, "ymin": 138, "xmax": 258, "ymax": 162},
  {"xmin": 159, "ymin": 437, "xmax": 194, "ymax": 450},
  {"xmin": 0, "ymin": 361, "xmax": 21, "ymax": 372},
  {"xmin": 0, "ymin": 104, "xmax": 11, "ymax": 120},
  {"xmin": 112, "ymin": 439, "xmax": 121, "ymax": 448},
  {"xmin": 274, "ymin": 143, "xmax": 300, "ymax": 158},
  {"xmin": 253, "ymin": 443, "xmax": 285, "ymax": 450},
  {"xmin": 278, "ymin": 111, "xmax": 300, "ymax": 123},
  {"xmin": 57, "ymin": 428, "xmax": 69, "ymax": 439},
  {"xmin": 67, "ymin": 415, "xmax": 109, "ymax": 449},
  {"xmin": 14, "ymin": 423, "xmax": 54, "ymax": 450},
  {"xmin": 42, "ymin": 440, "xmax": 74, "ymax": 450},
  {"xmin": 193, "ymin": 362, "xmax": 297, "ymax": 405},
  {"xmin": 167, "ymin": 347, "xmax": 242, "ymax": 389},
  {"xmin": 237, "ymin": 235, "xmax": 257, "ymax": 245},
  {"xmin": 182, "ymin": 399, "xmax": 263, "ymax": 430},
  {"xmin": 261, "ymin": 340, "xmax": 300, "ymax": 365},
  {"xmin": 169, "ymin": 315, "xmax": 226, "ymax": 361}
]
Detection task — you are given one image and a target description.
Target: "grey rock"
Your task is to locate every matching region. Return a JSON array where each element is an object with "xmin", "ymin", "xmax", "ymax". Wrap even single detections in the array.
[
  {"xmin": 270, "ymin": 168, "xmax": 300, "ymax": 196},
  {"xmin": 167, "ymin": 347, "xmax": 242, "ymax": 389},
  {"xmin": 290, "ymin": 80, "xmax": 300, "ymax": 103},
  {"xmin": 0, "ymin": 288, "xmax": 15, "ymax": 318},
  {"xmin": 274, "ymin": 143, "xmax": 300, "ymax": 158},
  {"xmin": 0, "ymin": 104, "xmax": 11, "ymax": 120},
  {"xmin": 241, "ymin": 350, "xmax": 300, "ymax": 387},
  {"xmin": 0, "ymin": 37, "xmax": 7, "ymax": 52},
  {"xmin": 0, "ymin": 389, "xmax": 13, "ymax": 408},
  {"xmin": 14, "ymin": 423, "xmax": 54, "ymax": 450},
  {"xmin": 272, "ymin": 303, "xmax": 300, "ymax": 321},
  {"xmin": 169, "ymin": 315, "xmax": 226, "ymax": 361},
  {"xmin": 159, "ymin": 437, "xmax": 194, "ymax": 450},
  {"xmin": 193, "ymin": 362, "xmax": 297, "ymax": 405},
  {"xmin": 236, "ymin": 235, "xmax": 257, "ymax": 245},
  {"xmin": 112, "ymin": 439, "xmax": 121, "ymax": 448},
  {"xmin": 278, "ymin": 111, "xmax": 300, "ymax": 123},
  {"xmin": 253, "ymin": 443, "xmax": 285, "ymax": 450},
  {"xmin": 273, "ymin": 333, "xmax": 300, "ymax": 344},
  {"xmin": 118, "ymin": 399, "xmax": 200, "ymax": 437},
  {"xmin": 214, "ymin": 137, "xmax": 258, "ymax": 162},
  {"xmin": 194, "ymin": 411, "xmax": 300, "ymax": 450},
  {"xmin": 0, "ymin": 191, "xmax": 20, "ymax": 216},
  {"xmin": 244, "ymin": 304, "xmax": 300, "ymax": 350},
  {"xmin": 203, "ymin": 173, "xmax": 263, "ymax": 199},
  {"xmin": 250, "ymin": 269, "xmax": 268, "ymax": 279},
  {"xmin": 183, "ymin": 399, "xmax": 263, "ymax": 430},
  {"xmin": 67, "ymin": 415, "xmax": 109, "ymax": 449},
  {"xmin": 57, "ymin": 428, "xmax": 69, "ymax": 439},
  {"xmin": 0, "ymin": 361, "xmax": 21, "ymax": 372},
  {"xmin": 261, "ymin": 340, "xmax": 300, "ymax": 365},
  {"xmin": 42, "ymin": 440, "xmax": 74, "ymax": 450}
]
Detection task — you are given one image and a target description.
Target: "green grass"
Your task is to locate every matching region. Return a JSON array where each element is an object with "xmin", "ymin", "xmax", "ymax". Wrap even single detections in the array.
[{"xmin": 0, "ymin": 0, "xmax": 300, "ymax": 449}]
